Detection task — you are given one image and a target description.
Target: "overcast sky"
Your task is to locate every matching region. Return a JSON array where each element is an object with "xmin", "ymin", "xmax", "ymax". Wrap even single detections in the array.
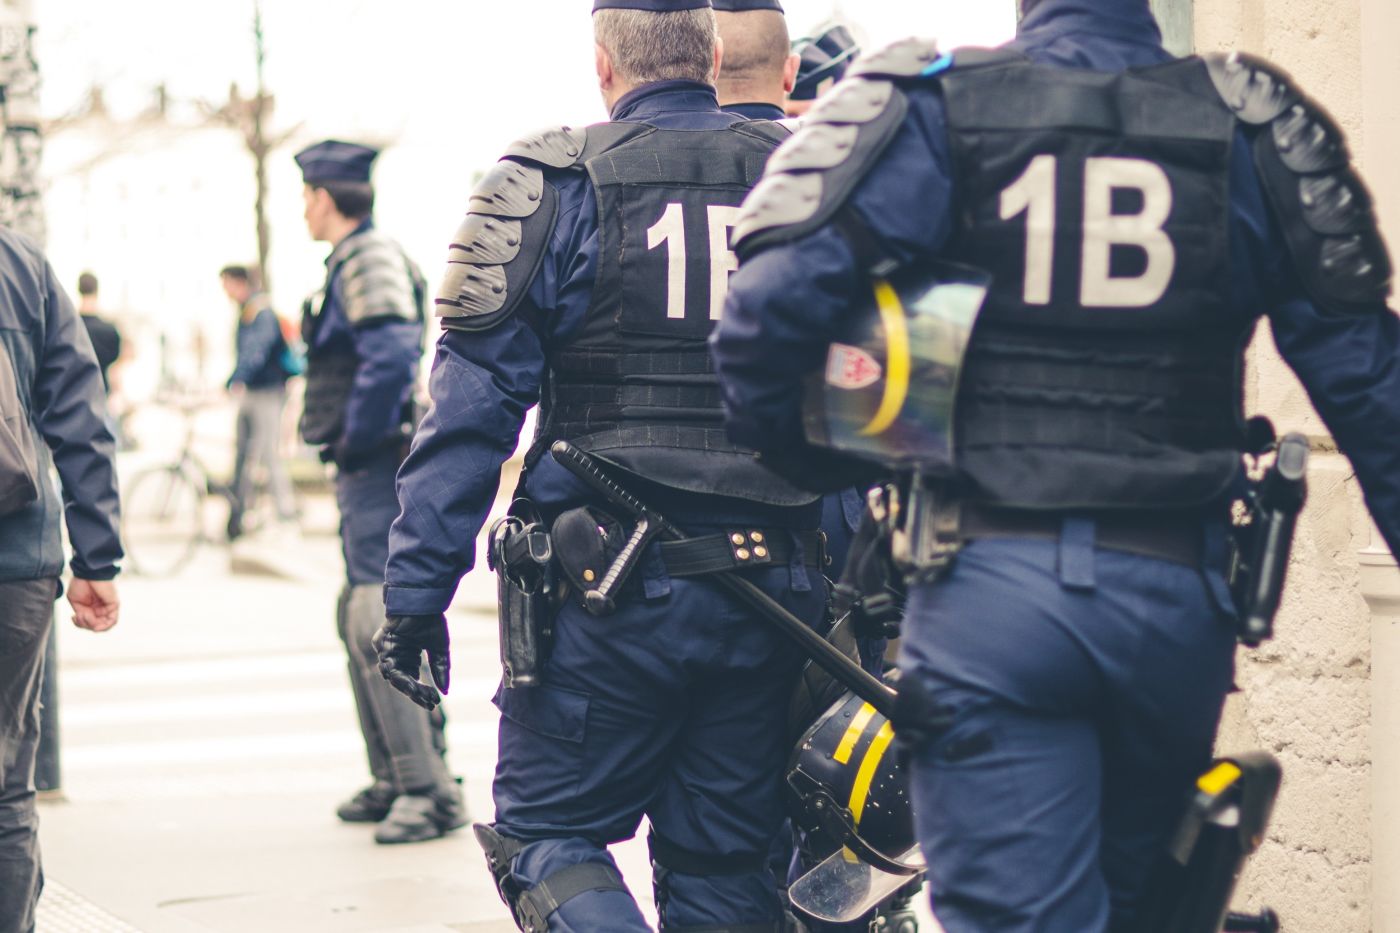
[{"xmin": 36, "ymin": 1, "xmax": 1017, "ymax": 134}]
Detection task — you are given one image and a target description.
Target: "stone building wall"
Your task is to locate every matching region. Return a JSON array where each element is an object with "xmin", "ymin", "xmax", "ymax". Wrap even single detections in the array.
[{"xmin": 1194, "ymin": 1, "xmax": 1400, "ymax": 930}]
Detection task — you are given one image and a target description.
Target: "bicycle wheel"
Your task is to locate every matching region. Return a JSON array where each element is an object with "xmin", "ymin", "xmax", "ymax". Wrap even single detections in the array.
[{"xmin": 123, "ymin": 465, "xmax": 204, "ymax": 577}]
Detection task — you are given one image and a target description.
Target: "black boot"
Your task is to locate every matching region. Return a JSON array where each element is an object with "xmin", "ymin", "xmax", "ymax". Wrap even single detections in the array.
[
  {"xmin": 336, "ymin": 781, "xmax": 396, "ymax": 823},
  {"xmin": 373, "ymin": 780, "xmax": 467, "ymax": 845}
]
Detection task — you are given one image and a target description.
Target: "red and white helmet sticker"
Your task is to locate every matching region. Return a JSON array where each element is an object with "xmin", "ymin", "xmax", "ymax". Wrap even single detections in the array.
[{"xmin": 825, "ymin": 343, "xmax": 882, "ymax": 390}]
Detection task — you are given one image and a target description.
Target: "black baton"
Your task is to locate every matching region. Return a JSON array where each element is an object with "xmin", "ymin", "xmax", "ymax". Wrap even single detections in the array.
[{"xmin": 550, "ymin": 441, "xmax": 898, "ymax": 718}]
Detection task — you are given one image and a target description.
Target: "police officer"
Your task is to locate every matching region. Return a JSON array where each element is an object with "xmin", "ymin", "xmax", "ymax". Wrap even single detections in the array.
[
  {"xmin": 712, "ymin": 0, "xmax": 1400, "ymax": 929},
  {"xmin": 713, "ymin": 0, "xmax": 879, "ymax": 684},
  {"xmin": 375, "ymin": 3, "xmax": 826, "ymax": 929},
  {"xmin": 294, "ymin": 140, "xmax": 463, "ymax": 845},
  {"xmin": 714, "ymin": 0, "xmax": 798, "ymax": 122}
]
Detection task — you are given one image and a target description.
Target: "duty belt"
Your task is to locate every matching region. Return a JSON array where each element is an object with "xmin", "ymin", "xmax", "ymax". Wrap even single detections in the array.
[
  {"xmin": 551, "ymin": 504, "xmax": 829, "ymax": 617},
  {"xmin": 960, "ymin": 504, "xmax": 1204, "ymax": 567},
  {"xmin": 659, "ymin": 528, "xmax": 827, "ymax": 577}
]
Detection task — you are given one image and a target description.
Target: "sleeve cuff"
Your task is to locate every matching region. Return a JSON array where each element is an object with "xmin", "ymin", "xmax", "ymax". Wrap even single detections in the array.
[
  {"xmin": 384, "ymin": 583, "xmax": 458, "ymax": 617},
  {"xmin": 70, "ymin": 563, "xmax": 120, "ymax": 581}
]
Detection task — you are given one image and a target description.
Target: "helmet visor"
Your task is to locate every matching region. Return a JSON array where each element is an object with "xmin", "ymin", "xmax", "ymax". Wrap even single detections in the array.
[
  {"xmin": 787, "ymin": 843, "xmax": 925, "ymax": 923},
  {"xmin": 802, "ymin": 262, "xmax": 990, "ymax": 469}
]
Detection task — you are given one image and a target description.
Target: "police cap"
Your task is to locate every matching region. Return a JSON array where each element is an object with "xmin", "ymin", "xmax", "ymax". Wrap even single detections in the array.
[
  {"xmin": 294, "ymin": 140, "xmax": 379, "ymax": 186},
  {"xmin": 593, "ymin": 0, "xmax": 712, "ymax": 11},
  {"xmin": 712, "ymin": 0, "xmax": 783, "ymax": 10}
]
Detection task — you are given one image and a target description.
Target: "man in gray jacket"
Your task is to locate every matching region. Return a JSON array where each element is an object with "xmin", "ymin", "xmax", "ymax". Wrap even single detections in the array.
[{"xmin": 0, "ymin": 227, "xmax": 121, "ymax": 933}]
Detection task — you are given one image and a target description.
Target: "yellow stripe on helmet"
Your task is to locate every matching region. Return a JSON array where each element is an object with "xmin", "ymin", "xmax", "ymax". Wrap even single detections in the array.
[
  {"xmin": 833, "ymin": 703, "xmax": 878, "ymax": 765},
  {"xmin": 849, "ymin": 720, "xmax": 896, "ymax": 825}
]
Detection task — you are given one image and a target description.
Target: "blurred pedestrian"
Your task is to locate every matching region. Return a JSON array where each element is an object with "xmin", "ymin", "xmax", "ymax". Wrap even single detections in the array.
[
  {"xmin": 294, "ymin": 140, "xmax": 462, "ymax": 844},
  {"xmin": 220, "ymin": 264, "xmax": 297, "ymax": 541},
  {"xmin": 0, "ymin": 229, "xmax": 122, "ymax": 933},
  {"xmin": 75, "ymin": 271, "xmax": 122, "ymax": 395}
]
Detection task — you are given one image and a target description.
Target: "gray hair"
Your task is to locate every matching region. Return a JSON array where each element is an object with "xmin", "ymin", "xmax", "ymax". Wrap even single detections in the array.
[{"xmin": 594, "ymin": 8, "xmax": 719, "ymax": 87}]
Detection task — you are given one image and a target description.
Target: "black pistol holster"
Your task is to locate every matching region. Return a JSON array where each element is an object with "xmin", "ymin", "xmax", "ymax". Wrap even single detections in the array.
[
  {"xmin": 1229, "ymin": 425, "xmax": 1309, "ymax": 647},
  {"xmin": 488, "ymin": 501, "xmax": 559, "ymax": 689}
]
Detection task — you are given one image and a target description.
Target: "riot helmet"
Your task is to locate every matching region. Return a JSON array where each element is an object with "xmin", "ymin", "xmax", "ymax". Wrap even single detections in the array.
[
  {"xmin": 785, "ymin": 687, "xmax": 923, "ymax": 924},
  {"xmin": 790, "ymin": 23, "xmax": 860, "ymax": 102},
  {"xmin": 801, "ymin": 262, "xmax": 990, "ymax": 471}
]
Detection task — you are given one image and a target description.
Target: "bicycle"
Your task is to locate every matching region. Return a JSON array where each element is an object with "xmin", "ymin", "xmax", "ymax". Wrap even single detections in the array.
[{"xmin": 121, "ymin": 394, "xmax": 249, "ymax": 577}]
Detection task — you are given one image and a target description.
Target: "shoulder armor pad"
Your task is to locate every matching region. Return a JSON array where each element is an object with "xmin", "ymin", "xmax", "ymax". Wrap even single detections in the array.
[
  {"xmin": 806, "ymin": 78, "xmax": 896, "ymax": 125},
  {"xmin": 503, "ymin": 125, "xmax": 588, "ymax": 169},
  {"xmin": 735, "ymin": 77, "xmax": 909, "ymax": 257},
  {"xmin": 767, "ymin": 123, "xmax": 858, "ymax": 174},
  {"xmin": 845, "ymin": 37, "xmax": 942, "ymax": 81},
  {"xmin": 436, "ymin": 137, "xmax": 568, "ymax": 330},
  {"xmin": 1208, "ymin": 52, "xmax": 1391, "ymax": 310},
  {"xmin": 338, "ymin": 231, "xmax": 419, "ymax": 326},
  {"xmin": 468, "ymin": 160, "xmax": 546, "ymax": 218},
  {"xmin": 437, "ymin": 122, "xmax": 652, "ymax": 331},
  {"xmin": 1206, "ymin": 53, "xmax": 1298, "ymax": 125}
]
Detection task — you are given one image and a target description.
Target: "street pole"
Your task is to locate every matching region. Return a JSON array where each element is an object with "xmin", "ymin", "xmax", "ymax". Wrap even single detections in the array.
[{"xmin": 250, "ymin": 0, "xmax": 272, "ymax": 290}]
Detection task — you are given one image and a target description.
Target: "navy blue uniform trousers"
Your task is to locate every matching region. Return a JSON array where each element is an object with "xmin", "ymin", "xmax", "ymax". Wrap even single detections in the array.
[
  {"xmin": 897, "ymin": 529, "xmax": 1237, "ymax": 933},
  {"xmin": 335, "ymin": 448, "xmax": 402, "ymax": 587},
  {"xmin": 493, "ymin": 551, "xmax": 826, "ymax": 931}
]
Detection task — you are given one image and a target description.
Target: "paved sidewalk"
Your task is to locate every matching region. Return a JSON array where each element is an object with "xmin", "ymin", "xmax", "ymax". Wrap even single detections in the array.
[
  {"xmin": 35, "ymin": 483, "xmax": 939, "ymax": 932},
  {"xmin": 34, "ymin": 491, "xmax": 660, "ymax": 933}
]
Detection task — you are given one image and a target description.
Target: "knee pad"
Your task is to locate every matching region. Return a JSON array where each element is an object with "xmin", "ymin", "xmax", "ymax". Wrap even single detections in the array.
[{"xmin": 473, "ymin": 823, "xmax": 628, "ymax": 933}]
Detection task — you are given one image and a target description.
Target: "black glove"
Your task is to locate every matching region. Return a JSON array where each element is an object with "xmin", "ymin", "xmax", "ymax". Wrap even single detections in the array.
[{"xmin": 373, "ymin": 614, "xmax": 450, "ymax": 711}]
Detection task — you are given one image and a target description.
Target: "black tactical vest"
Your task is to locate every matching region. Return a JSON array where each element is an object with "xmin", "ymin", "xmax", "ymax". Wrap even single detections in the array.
[
  {"xmin": 940, "ymin": 54, "xmax": 1253, "ymax": 510},
  {"xmin": 531, "ymin": 121, "xmax": 819, "ymax": 506},
  {"xmin": 300, "ymin": 228, "xmax": 426, "ymax": 447},
  {"xmin": 299, "ymin": 291, "xmax": 358, "ymax": 447}
]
